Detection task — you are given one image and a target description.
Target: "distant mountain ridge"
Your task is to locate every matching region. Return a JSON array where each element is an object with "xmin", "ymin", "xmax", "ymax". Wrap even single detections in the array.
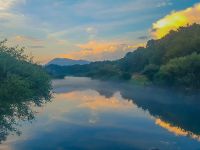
[{"xmin": 47, "ymin": 58, "xmax": 90, "ymax": 66}]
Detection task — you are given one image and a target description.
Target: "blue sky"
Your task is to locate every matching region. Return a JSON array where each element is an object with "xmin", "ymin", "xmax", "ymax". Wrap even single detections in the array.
[{"xmin": 0, "ymin": 0, "xmax": 199, "ymax": 62}]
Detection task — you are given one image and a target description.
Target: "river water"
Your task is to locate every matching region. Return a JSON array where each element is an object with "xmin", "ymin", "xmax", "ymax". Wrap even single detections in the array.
[{"xmin": 1, "ymin": 77, "xmax": 200, "ymax": 150}]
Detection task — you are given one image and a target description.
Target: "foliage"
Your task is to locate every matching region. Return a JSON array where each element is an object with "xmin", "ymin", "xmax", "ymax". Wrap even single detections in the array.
[
  {"xmin": 130, "ymin": 74, "xmax": 150, "ymax": 85},
  {"xmin": 156, "ymin": 53, "xmax": 200, "ymax": 88}
]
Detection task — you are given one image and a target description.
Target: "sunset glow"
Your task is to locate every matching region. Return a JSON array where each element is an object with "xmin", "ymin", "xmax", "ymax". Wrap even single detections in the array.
[
  {"xmin": 61, "ymin": 41, "xmax": 145, "ymax": 61},
  {"xmin": 152, "ymin": 3, "xmax": 200, "ymax": 39}
]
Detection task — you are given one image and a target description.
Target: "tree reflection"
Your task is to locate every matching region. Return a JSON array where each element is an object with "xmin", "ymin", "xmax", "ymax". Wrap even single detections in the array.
[
  {"xmin": 0, "ymin": 91, "xmax": 51, "ymax": 143},
  {"xmin": 118, "ymin": 86, "xmax": 200, "ymax": 136}
]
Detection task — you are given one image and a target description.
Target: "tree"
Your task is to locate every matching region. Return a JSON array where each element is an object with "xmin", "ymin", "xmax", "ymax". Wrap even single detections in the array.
[{"xmin": 156, "ymin": 53, "xmax": 200, "ymax": 88}]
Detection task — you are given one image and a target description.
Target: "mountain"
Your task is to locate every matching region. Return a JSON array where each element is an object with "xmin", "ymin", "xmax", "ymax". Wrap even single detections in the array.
[{"xmin": 46, "ymin": 58, "xmax": 90, "ymax": 66}]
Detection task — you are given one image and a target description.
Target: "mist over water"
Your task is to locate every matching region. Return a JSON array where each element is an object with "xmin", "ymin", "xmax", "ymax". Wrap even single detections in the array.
[{"xmin": 1, "ymin": 77, "xmax": 200, "ymax": 150}]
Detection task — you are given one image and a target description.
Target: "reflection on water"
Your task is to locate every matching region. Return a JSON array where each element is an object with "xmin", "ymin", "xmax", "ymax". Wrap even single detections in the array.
[
  {"xmin": 0, "ymin": 86, "xmax": 51, "ymax": 144},
  {"xmin": 0, "ymin": 77, "xmax": 200, "ymax": 150},
  {"xmin": 155, "ymin": 119, "xmax": 200, "ymax": 141},
  {"xmin": 61, "ymin": 90, "xmax": 133, "ymax": 110}
]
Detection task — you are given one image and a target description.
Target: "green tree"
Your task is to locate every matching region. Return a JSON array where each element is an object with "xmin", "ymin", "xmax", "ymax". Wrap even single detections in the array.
[{"xmin": 156, "ymin": 53, "xmax": 200, "ymax": 88}]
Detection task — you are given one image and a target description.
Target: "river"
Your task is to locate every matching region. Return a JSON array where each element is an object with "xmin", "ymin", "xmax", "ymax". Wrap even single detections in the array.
[{"xmin": 0, "ymin": 77, "xmax": 200, "ymax": 150}]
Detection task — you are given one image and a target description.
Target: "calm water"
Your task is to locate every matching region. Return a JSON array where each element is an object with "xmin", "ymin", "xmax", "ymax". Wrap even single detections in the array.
[{"xmin": 1, "ymin": 77, "xmax": 200, "ymax": 150}]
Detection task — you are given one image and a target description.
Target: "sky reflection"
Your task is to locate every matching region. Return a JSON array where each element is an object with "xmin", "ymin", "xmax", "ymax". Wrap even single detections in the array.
[{"xmin": 1, "ymin": 77, "xmax": 200, "ymax": 150}]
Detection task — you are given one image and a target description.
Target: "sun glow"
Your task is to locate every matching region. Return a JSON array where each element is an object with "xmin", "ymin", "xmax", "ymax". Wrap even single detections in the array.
[{"xmin": 152, "ymin": 3, "xmax": 200, "ymax": 39}]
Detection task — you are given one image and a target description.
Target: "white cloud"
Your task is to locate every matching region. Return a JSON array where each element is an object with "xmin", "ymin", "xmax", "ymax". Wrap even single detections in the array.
[
  {"xmin": 85, "ymin": 27, "xmax": 97, "ymax": 34},
  {"xmin": 156, "ymin": 0, "xmax": 172, "ymax": 8},
  {"xmin": 0, "ymin": 0, "xmax": 27, "ymax": 31},
  {"xmin": 85, "ymin": 26, "xmax": 97, "ymax": 40},
  {"xmin": 0, "ymin": 0, "xmax": 25, "ymax": 10}
]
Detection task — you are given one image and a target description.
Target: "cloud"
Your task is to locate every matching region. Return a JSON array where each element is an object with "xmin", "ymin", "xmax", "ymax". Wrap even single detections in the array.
[
  {"xmin": 85, "ymin": 27, "xmax": 97, "ymax": 40},
  {"xmin": 85, "ymin": 27, "xmax": 96, "ymax": 33},
  {"xmin": 13, "ymin": 35, "xmax": 43, "ymax": 43},
  {"xmin": 9, "ymin": 35, "xmax": 44, "ymax": 49},
  {"xmin": 156, "ymin": 0, "xmax": 172, "ymax": 8},
  {"xmin": 151, "ymin": 3, "xmax": 200, "ymax": 39},
  {"xmin": 28, "ymin": 45, "xmax": 45, "ymax": 49},
  {"xmin": 74, "ymin": 0, "xmax": 172, "ymax": 19},
  {"xmin": 138, "ymin": 36, "xmax": 149, "ymax": 40},
  {"xmin": 0, "ymin": 0, "xmax": 25, "ymax": 10},
  {"xmin": 0, "ymin": 12, "xmax": 26, "ymax": 27},
  {"xmin": 8, "ymin": 35, "xmax": 45, "ymax": 54},
  {"xmin": 60, "ymin": 40, "xmax": 145, "ymax": 61},
  {"xmin": 0, "ymin": 0, "xmax": 29, "ymax": 35}
]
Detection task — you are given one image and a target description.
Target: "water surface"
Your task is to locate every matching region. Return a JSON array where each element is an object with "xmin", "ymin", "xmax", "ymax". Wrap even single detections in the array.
[{"xmin": 1, "ymin": 77, "xmax": 200, "ymax": 150}]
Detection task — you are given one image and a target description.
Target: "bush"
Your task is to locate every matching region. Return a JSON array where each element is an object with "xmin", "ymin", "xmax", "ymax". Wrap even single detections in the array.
[
  {"xmin": 120, "ymin": 72, "xmax": 132, "ymax": 80},
  {"xmin": 156, "ymin": 53, "xmax": 200, "ymax": 89},
  {"xmin": 0, "ymin": 40, "xmax": 51, "ymax": 101},
  {"xmin": 142, "ymin": 64, "xmax": 160, "ymax": 80}
]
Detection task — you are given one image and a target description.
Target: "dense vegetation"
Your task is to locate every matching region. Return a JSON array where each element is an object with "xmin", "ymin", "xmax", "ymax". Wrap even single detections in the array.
[
  {"xmin": 46, "ymin": 24, "xmax": 200, "ymax": 89},
  {"xmin": 0, "ymin": 40, "xmax": 51, "ymax": 142},
  {"xmin": 0, "ymin": 40, "xmax": 51, "ymax": 100}
]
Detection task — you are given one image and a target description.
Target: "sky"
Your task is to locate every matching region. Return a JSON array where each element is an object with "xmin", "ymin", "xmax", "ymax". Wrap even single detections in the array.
[{"xmin": 0, "ymin": 0, "xmax": 200, "ymax": 63}]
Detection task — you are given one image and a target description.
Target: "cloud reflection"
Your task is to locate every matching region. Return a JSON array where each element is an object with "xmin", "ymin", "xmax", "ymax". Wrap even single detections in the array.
[
  {"xmin": 57, "ymin": 90, "xmax": 134, "ymax": 111},
  {"xmin": 155, "ymin": 118, "xmax": 200, "ymax": 141}
]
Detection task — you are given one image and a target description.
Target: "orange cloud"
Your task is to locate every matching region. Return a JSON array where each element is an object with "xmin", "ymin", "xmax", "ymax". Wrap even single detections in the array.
[
  {"xmin": 155, "ymin": 118, "xmax": 200, "ymax": 141},
  {"xmin": 152, "ymin": 3, "xmax": 200, "ymax": 39},
  {"xmin": 60, "ymin": 40, "xmax": 145, "ymax": 61}
]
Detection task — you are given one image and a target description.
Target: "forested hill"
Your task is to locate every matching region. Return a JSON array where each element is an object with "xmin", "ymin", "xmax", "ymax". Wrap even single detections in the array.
[{"xmin": 45, "ymin": 24, "xmax": 200, "ymax": 89}]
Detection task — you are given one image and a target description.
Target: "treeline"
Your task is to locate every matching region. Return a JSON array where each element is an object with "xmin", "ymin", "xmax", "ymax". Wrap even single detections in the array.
[{"xmin": 46, "ymin": 24, "xmax": 200, "ymax": 89}]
